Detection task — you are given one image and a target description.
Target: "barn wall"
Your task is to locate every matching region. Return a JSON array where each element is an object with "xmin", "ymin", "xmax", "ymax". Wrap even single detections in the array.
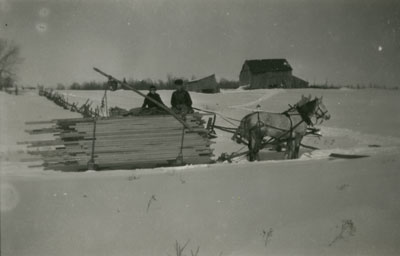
[
  {"xmin": 240, "ymin": 60, "xmax": 308, "ymax": 89},
  {"xmin": 291, "ymin": 76, "xmax": 309, "ymax": 88},
  {"xmin": 239, "ymin": 64, "xmax": 251, "ymax": 86},
  {"xmin": 249, "ymin": 71, "xmax": 292, "ymax": 89}
]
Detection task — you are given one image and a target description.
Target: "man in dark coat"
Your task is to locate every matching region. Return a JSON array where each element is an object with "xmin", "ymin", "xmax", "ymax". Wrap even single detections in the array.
[
  {"xmin": 171, "ymin": 79, "xmax": 193, "ymax": 114},
  {"xmin": 141, "ymin": 85, "xmax": 165, "ymax": 110}
]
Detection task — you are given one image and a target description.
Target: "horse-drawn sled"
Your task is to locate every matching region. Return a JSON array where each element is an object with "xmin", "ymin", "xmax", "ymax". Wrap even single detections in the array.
[{"xmin": 23, "ymin": 68, "xmax": 330, "ymax": 171}]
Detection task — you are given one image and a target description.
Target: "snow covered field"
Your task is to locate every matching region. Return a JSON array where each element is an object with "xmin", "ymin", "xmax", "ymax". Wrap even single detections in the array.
[{"xmin": 1, "ymin": 88, "xmax": 400, "ymax": 255}]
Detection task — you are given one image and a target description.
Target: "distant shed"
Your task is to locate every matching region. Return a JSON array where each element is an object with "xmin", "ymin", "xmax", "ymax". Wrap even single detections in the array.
[
  {"xmin": 239, "ymin": 59, "xmax": 308, "ymax": 89},
  {"xmin": 291, "ymin": 75, "xmax": 309, "ymax": 88},
  {"xmin": 186, "ymin": 74, "xmax": 220, "ymax": 93}
]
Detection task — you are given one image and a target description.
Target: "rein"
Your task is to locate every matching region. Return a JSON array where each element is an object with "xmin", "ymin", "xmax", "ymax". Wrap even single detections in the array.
[
  {"xmin": 253, "ymin": 107, "xmax": 309, "ymax": 134},
  {"xmin": 245, "ymin": 110, "xmax": 305, "ymax": 146},
  {"xmin": 314, "ymin": 104, "xmax": 328, "ymax": 124},
  {"xmin": 235, "ymin": 99, "xmax": 328, "ymax": 146},
  {"xmin": 246, "ymin": 101, "xmax": 319, "ymax": 145}
]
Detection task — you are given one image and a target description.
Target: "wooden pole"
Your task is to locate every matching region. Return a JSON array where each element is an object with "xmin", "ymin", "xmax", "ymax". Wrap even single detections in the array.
[
  {"xmin": 93, "ymin": 67, "xmax": 192, "ymax": 131},
  {"xmin": 104, "ymin": 90, "xmax": 108, "ymax": 117},
  {"xmin": 87, "ymin": 119, "xmax": 97, "ymax": 170},
  {"xmin": 176, "ymin": 126, "xmax": 186, "ymax": 165}
]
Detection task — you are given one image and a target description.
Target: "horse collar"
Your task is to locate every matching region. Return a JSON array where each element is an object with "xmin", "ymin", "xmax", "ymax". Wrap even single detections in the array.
[{"xmin": 296, "ymin": 106, "xmax": 313, "ymax": 126}]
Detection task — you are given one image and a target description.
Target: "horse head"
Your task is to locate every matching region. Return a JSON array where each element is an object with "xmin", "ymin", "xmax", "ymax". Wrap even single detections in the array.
[
  {"xmin": 314, "ymin": 96, "xmax": 330, "ymax": 124},
  {"xmin": 296, "ymin": 96, "xmax": 330, "ymax": 125}
]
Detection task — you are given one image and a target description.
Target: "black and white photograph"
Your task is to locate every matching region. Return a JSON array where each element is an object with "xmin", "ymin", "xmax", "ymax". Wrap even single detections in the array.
[{"xmin": 1, "ymin": 0, "xmax": 400, "ymax": 255}]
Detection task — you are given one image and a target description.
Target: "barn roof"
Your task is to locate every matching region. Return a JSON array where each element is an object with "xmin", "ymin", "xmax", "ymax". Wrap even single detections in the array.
[
  {"xmin": 186, "ymin": 74, "xmax": 219, "ymax": 93},
  {"xmin": 187, "ymin": 74, "xmax": 217, "ymax": 85},
  {"xmin": 244, "ymin": 59, "xmax": 292, "ymax": 74}
]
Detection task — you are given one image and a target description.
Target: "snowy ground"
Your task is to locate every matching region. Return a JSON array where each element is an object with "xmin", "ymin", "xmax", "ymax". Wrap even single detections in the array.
[{"xmin": 1, "ymin": 88, "xmax": 400, "ymax": 256}]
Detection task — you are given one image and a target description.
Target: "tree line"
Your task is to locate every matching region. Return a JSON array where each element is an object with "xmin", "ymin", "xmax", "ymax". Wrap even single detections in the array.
[
  {"xmin": 4, "ymin": 37, "xmax": 395, "ymax": 92},
  {"xmin": 56, "ymin": 77, "xmax": 240, "ymax": 90}
]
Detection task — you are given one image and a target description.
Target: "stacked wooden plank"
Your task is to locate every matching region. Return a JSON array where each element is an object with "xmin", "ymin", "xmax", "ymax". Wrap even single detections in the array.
[{"xmin": 22, "ymin": 113, "xmax": 214, "ymax": 171}]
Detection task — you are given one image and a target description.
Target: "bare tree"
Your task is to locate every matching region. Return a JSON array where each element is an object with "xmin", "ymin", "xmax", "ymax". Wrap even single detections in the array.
[{"xmin": 0, "ymin": 38, "xmax": 23, "ymax": 89}]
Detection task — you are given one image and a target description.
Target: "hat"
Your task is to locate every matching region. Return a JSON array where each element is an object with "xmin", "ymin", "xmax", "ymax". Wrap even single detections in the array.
[
  {"xmin": 174, "ymin": 79, "xmax": 183, "ymax": 86},
  {"xmin": 149, "ymin": 85, "xmax": 157, "ymax": 90}
]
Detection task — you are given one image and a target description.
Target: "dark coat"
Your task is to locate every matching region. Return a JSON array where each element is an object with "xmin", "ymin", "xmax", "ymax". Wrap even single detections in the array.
[
  {"xmin": 142, "ymin": 92, "xmax": 164, "ymax": 109},
  {"xmin": 171, "ymin": 90, "xmax": 192, "ymax": 109}
]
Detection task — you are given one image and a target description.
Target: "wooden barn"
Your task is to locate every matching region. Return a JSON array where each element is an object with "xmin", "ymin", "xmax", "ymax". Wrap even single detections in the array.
[
  {"xmin": 239, "ymin": 59, "xmax": 308, "ymax": 89},
  {"xmin": 186, "ymin": 74, "xmax": 220, "ymax": 93}
]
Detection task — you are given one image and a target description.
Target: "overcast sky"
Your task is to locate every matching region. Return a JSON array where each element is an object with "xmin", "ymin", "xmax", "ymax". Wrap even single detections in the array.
[{"xmin": 1, "ymin": 0, "xmax": 399, "ymax": 87}]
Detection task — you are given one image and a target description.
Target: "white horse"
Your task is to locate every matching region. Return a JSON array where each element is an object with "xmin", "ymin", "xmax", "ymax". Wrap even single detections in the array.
[{"xmin": 233, "ymin": 96, "xmax": 330, "ymax": 161}]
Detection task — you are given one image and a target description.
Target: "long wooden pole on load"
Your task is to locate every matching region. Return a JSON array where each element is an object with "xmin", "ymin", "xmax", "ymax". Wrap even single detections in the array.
[{"xmin": 93, "ymin": 67, "xmax": 192, "ymax": 131}]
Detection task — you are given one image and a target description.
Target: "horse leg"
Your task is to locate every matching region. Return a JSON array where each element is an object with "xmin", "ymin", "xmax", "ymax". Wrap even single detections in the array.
[
  {"xmin": 250, "ymin": 135, "xmax": 258, "ymax": 161},
  {"xmin": 255, "ymin": 131, "xmax": 263, "ymax": 161},
  {"xmin": 248, "ymin": 130, "xmax": 260, "ymax": 161},
  {"xmin": 248, "ymin": 147, "xmax": 257, "ymax": 162},
  {"xmin": 294, "ymin": 135, "xmax": 303, "ymax": 159},
  {"xmin": 285, "ymin": 137, "xmax": 296, "ymax": 159},
  {"xmin": 275, "ymin": 142, "xmax": 282, "ymax": 152},
  {"xmin": 284, "ymin": 139, "xmax": 291, "ymax": 159},
  {"xmin": 247, "ymin": 132, "xmax": 255, "ymax": 161},
  {"xmin": 289, "ymin": 138, "xmax": 295, "ymax": 159},
  {"xmin": 290, "ymin": 138, "xmax": 299, "ymax": 159}
]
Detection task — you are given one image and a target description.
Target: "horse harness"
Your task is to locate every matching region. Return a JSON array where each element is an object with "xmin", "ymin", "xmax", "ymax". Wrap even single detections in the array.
[
  {"xmin": 250, "ymin": 106, "xmax": 312, "ymax": 147},
  {"xmin": 314, "ymin": 104, "xmax": 328, "ymax": 123},
  {"xmin": 235, "ymin": 102, "xmax": 316, "ymax": 147}
]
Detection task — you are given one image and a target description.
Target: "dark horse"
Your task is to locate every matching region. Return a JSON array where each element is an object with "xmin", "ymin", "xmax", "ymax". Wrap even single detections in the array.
[{"xmin": 232, "ymin": 96, "xmax": 330, "ymax": 161}]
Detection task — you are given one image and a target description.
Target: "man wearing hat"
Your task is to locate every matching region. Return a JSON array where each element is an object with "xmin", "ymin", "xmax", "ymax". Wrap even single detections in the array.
[
  {"xmin": 171, "ymin": 79, "xmax": 193, "ymax": 114},
  {"xmin": 141, "ymin": 85, "xmax": 165, "ymax": 110}
]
